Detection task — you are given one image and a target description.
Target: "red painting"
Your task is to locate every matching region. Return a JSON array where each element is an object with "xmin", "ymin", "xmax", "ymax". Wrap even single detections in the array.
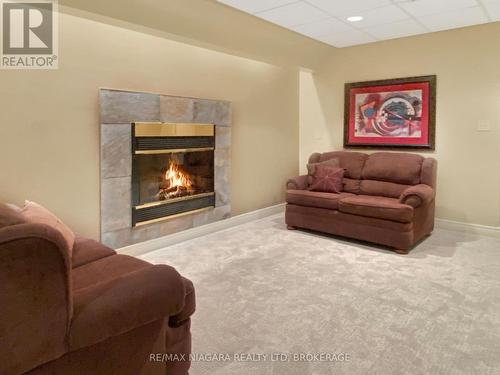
[{"xmin": 344, "ymin": 76, "xmax": 436, "ymax": 149}]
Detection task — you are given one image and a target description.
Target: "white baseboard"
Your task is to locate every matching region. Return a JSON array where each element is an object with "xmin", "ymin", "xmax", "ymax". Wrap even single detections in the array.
[
  {"xmin": 117, "ymin": 203, "xmax": 286, "ymax": 256},
  {"xmin": 435, "ymin": 218, "xmax": 500, "ymax": 238}
]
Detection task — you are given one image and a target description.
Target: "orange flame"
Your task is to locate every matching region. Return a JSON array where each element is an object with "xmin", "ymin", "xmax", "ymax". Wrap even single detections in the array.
[{"xmin": 165, "ymin": 161, "xmax": 192, "ymax": 190}]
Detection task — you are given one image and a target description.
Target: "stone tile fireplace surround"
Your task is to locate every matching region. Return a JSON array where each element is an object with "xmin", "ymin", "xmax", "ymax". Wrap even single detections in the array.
[{"xmin": 100, "ymin": 89, "xmax": 231, "ymax": 248}]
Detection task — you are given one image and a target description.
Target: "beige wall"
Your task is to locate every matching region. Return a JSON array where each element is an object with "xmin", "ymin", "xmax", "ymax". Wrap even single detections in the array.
[
  {"xmin": 0, "ymin": 8, "xmax": 303, "ymax": 239},
  {"xmin": 300, "ymin": 22, "xmax": 500, "ymax": 227},
  {"xmin": 59, "ymin": 0, "xmax": 332, "ymax": 70}
]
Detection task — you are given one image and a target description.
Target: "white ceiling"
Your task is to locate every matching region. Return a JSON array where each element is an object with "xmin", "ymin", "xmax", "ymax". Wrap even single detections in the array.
[{"xmin": 216, "ymin": 0, "xmax": 500, "ymax": 47}]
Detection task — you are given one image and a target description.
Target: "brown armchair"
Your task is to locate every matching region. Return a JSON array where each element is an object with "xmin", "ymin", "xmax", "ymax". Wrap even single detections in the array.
[{"xmin": 0, "ymin": 222, "xmax": 194, "ymax": 375}]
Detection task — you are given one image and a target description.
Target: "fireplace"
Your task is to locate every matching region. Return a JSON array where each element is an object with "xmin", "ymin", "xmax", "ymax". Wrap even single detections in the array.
[
  {"xmin": 131, "ymin": 122, "xmax": 215, "ymax": 226},
  {"xmin": 100, "ymin": 89, "xmax": 231, "ymax": 248}
]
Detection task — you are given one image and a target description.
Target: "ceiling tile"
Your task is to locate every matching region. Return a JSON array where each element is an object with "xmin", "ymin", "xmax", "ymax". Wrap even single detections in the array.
[
  {"xmin": 306, "ymin": 0, "xmax": 392, "ymax": 17},
  {"xmin": 396, "ymin": 0, "xmax": 478, "ymax": 17},
  {"xmin": 255, "ymin": 1, "xmax": 330, "ymax": 28},
  {"xmin": 353, "ymin": 5, "xmax": 410, "ymax": 28},
  {"xmin": 291, "ymin": 17, "xmax": 351, "ymax": 37},
  {"xmin": 418, "ymin": 6, "xmax": 489, "ymax": 31},
  {"xmin": 362, "ymin": 19, "xmax": 428, "ymax": 39},
  {"xmin": 483, "ymin": 2, "xmax": 500, "ymax": 20},
  {"xmin": 318, "ymin": 29, "xmax": 377, "ymax": 47},
  {"xmin": 216, "ymin": 0, "xmax": 297, "ymax": 14},
  {"xmin": 216, "ymin": 0, "xmax": 498, "ymax": 48}
]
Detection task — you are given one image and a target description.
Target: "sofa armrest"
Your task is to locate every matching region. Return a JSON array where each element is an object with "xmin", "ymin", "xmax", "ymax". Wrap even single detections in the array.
[
  {"xmin": 399, "ymin": 184, "xmax": 435, "ymax": 208},
  {"xmin": 0, "ymin": 223, "xmax": 72, "ymax": 375},
  {"xmin": 70, "ymin": 264, "xmax": 185, "ymax": 351},
  {"xmin": 286, "ymin": 175, "xmax": 309, "ymax": 190}
]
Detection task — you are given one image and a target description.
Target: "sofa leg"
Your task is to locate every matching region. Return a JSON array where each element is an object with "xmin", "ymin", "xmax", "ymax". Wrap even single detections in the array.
[
  {"xmin": 394, "ymin": 248, "xmax": 409, "ymax": 255},
  {"xmin": 287, "ymin": 225, "xmax": 297, "ymax": 230}
]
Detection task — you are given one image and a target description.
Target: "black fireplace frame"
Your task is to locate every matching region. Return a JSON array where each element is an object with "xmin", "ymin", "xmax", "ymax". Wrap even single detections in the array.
[{"xmin": 131, "ymin": 122, "xmax": 216, "ymax": 227}]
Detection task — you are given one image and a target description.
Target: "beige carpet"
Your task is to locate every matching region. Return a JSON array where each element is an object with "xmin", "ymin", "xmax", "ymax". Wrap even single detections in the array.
[{"xmin": 140, "ymin": 214, "xmax": 500, "ymax": 375}]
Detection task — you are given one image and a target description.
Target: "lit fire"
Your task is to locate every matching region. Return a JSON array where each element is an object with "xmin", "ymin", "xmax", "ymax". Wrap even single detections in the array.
[
  {"xmin": 166, "ymin": 161, "xmax": 192, "ymax": 190},
  {"xmin": 158, "ymin": 160, "xmax": 194, "ymax": 200}
]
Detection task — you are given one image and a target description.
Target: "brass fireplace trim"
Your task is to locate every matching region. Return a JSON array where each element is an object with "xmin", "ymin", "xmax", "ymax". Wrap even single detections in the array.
[
  {"xmin": 135, "ymin": 192, "xmax": 215, "ymax": 210},
  {"xmin": 135, "ymin": 147, "xmax": 214, "ymax": 155},
  {"xmin": 134, "ymin": 122, "xmax": 214, "ymax": 137},
  {"xmin": 135, "ymin": 206, "xmax": 213, "ymax": 227}
]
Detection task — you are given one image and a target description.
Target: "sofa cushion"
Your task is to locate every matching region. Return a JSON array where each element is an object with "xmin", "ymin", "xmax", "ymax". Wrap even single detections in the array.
[
  {"xmin": 362, "ymin": 152, "xmax": 424, "ymax": 185},
  {"xmin": 309, "ymin": 166, "xmax": 345, "ymax": 193},
  {"xmin": 72, "ymin": 236, "xmax": 116, "ymax": 268},
  {"xmin": 360, "ymin": 180, "xmax": 411, "ymax": 198},
  {"xmin": 318, "ymin": 151, "xmax": 368, "ymax": 179},
  {"xmin": 287, "ymin": 189, "xmax": 353, "ymax": 210},
  {"xmin": 339, "ymin": 195, "xmax": 414, "ymax": 223},
  {"xmin": 342, "ymin": 178, "xmax": 361, "ymax": 194}
]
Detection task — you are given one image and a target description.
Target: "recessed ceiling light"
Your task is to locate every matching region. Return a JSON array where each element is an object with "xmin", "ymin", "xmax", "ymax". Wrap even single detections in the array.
[{"xmin": 347, "ymin": 16, "xmax": 363, "ymax": 22}]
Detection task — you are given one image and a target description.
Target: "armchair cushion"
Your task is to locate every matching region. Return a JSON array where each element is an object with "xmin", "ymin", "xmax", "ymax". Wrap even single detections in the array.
[
  {"xmin": 399, "ymin": 184, "xmax": 435, "ymax": 208},
  {"xmin": 72, "ymin": 254, "xmax": 151, "ymax": 290},
  {"xmin": 72, "ymin": 236, "xmax": 116, "ymax": 268},
  {"xmin": 286, "ymin": 175, "xmax": 309, "ymax": 190},
  {"xmin": 70, "ymin": 264, "xmax": 185, "ymax": 351}
]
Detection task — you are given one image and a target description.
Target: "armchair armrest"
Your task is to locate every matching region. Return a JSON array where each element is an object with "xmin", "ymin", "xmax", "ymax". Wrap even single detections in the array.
[
  {"xmin": 70, "ymin": 264, "xmax": 185, "ymax": 351},
  {"xmin": 0, "ymin": 223, "xmax": 72, "ymax": 375},
  {"xmin": 286, "ymin": 175, "xmax": 309, "ymax": 190},
  {"xmin": 399, "ymin": 184, "xmax": 435, "ymax": 208}
]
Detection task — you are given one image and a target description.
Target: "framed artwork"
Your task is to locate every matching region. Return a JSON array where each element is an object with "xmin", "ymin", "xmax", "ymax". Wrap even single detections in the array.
[{"xmin": 344, "ymin": 75, "xmax": 436, "ymax": 150}]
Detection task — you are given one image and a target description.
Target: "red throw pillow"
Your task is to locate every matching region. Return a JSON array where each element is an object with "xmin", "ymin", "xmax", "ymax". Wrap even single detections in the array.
[
  {"xmin": 306, "ymin": 157, "xmax": 340, "ymax": 185},
  {"xmin": 309, "ymin": 165, "xmax": 345, "ymax": 193}
]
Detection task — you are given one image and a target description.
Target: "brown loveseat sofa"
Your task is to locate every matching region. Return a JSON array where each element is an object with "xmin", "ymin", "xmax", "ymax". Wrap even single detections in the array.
[
  {"xmin": 286, "ymin": 151, "xmax": 437, "ymax": 253},
  {"xmin": 0, "ymin": 221, "xmax": 194, "ymax": 375}
]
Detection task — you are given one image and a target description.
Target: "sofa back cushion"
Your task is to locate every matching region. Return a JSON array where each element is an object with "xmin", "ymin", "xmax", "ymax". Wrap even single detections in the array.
[
  {"xmin": 359, "ymin": 180, "xmax": 411, "ymax": 198},
  {"xmin": 316, "ymin": 151, "xmax": 368, "ymax": 179},
  {"xmin": 342, "ymin": 178, "xmax": 362, "ymax": 194},
  {"xmin": 362, "ymin": 152, "xmax": 424, "ymax": 185}
]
